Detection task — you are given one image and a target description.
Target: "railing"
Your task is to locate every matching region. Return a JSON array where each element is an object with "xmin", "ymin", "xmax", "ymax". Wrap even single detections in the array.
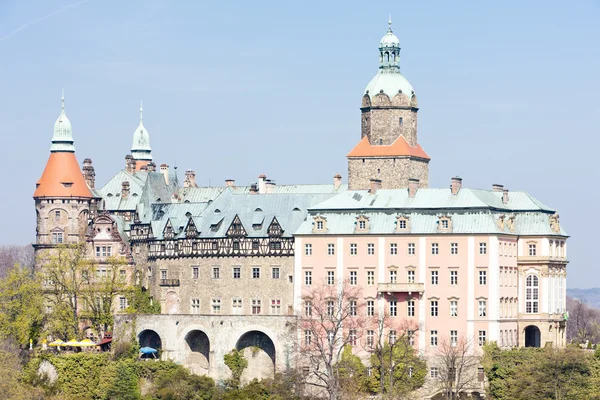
[
  {"xmin": 159, "ymin": 279, "xmax": 180, "ymax": 287},
  {"xmin": 378, "ymin": 282, "xmax": 424, "ymax": 294}
]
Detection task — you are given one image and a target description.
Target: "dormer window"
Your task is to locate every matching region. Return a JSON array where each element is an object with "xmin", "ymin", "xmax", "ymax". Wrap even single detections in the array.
[
  {"xmin": 317, "ymin": 221, "xmax": 323, "ymax": 230},
  {"xmin": 359, "ymin": 220, "xmax": 366, "ymax": 229},
  {"xmin": 313, "ymin": 216, "xmax": 327, "ymax": 233},
  {"xmin": 395, "ymin": 215, "xmax": 411, "ymax": 232},
  {"xmin": 441, "ymin": 220, "xmax": 448, "ymax": 229},
  {"xmin": 355, "ymin": 215, "xmax": 369, "ymax": 232},
  {"xmin": 437, "ymin": 216, "xmax": 452, "ymax": 232}
]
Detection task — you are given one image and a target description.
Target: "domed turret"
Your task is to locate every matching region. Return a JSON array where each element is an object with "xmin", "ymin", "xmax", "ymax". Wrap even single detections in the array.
[
  {"xmin": 131, "ymin": 101, "xmax": 152, "ymax": 162},
  {"xmin": 50, "ymin": 92, "xmax": 75, "ymax": 152}
]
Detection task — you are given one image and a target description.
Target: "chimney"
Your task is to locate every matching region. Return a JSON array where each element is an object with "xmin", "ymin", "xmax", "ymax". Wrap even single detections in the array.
[
  {"xmin": 147, "ymin": 162, "xmax": 156, "ymax": 172},
  {"xmin": 121, "ymin": 181, "xmax": 130, "ymax": 198},
  {"xmin": 333, "ymin": 174, "xmax": 342, "ymax": 190},
  {"xmin": 82, "ymin": 158, "xmax": 95, "ymax": 189},
  {"xmin": 451, "ymin": 176, "xmax": 462, "ymax": 195},
  {"xmin": 125, "ymin": 155, "xmax": 134, "ymax": 174},
  {"xmin": 160, "ymin": 164, "xmax": 169, "ymax": 185},
  {"xmin": 140, "ymin": 165, "xmax": 148, "ymax": 172},
  {"xmin": 249, "ymin": 183, "xmax": 258, "ymax": 194},
  {"xmin": 369, "ymin": 178, "xmax": 382, "ymax": 194},
  {"xmin": 258, "ymin": 174, "xmax": 267, "ymax": 194},
  {"xmin": 502, "ymin": 189, "xmax": 509, "ymax": 204},
  {"xmin": 225, "ymin": 179, "xmax": 235, "ymax": 187},
  {"xmin": 408, "ymin": 178, "xmax": 420, "ymax": 198},
  {"xmin": 184, "ymin": 170, "xmax": 197, "ymax": 188},
  {"xmin": 492, "ymin": 184, "xmax": 504, "ymax": 192},
  {"xmin": 265, "ymin": 179, "xmax": 276, "ymax": 194}
]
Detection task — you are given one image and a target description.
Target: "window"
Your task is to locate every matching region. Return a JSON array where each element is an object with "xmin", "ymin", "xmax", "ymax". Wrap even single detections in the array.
[
  {"xmin": 51, "ymin": 232, "xmax": 63, "ymax": 244},
  {"xmin": 479, "ymin": 270, "xmax": 487, "ymax": 285},
  {"xmin": 160, "ymin": 270, "xmax": 167, "ymax": 280},
  {"xmin": 431, "ymin": 270, "xmax": 439, "ymax": 285},
  {"xmin": 431, "ymin": 243, "xmax": 438, "ymax": 255},
  {"xmin": 430, "ymin": 367, "xmax": 439, "ymax": 378},
  {"xmin": 350, "ymin": 300, "xmax": 357, "ymax": 316},
  {"xmin": 430, "ymin": 330, "xmax": 438, "ymax": 346},
  {"xmin": 252, "ymin": 240, "xmax": 259, "ymax": 250},
  {"xmin": 272, "ymin": 267, "xmax": 280, "ymax": 279},
  {"xmin": 408, "ymin": 243, "xmax": 415, "ymax": 255},
  {"xmin": 119, "ymin": 269, "xmax": 126, "ymax": 281},
  {"xmin": 305, "ymin": 243, "xmax": 312, "ymax": 255},
  {"xmin": 305, "ymin": 301, "xmax": 312, "ymax": 316},
  {"xmin": 529, "ymin": 243, "xmax": 537, "ymax": 256},
  {"xmin": 328, "ymin": 243, "xmax": 335, "ymax": 255},
  {"xmin": 349, "ymin": 329, "xmax": 357, "ymax": 346},
  {"xmin": 367, "ymin": 300, "xmax": 374, "ymax": 316},
  {"xmin": 367, "ymin": 330, "xmax": 374, "ymax": 347},
  {"xmin": 399, "ymin": 117, "xmax": 403, "ymax": 126},
  {"xmin": 407, "ymin": 270, "xmax": 415, "ymax": 283},
  {"xmin": 316, "ymin": 221, "xmax": 324, "ymax": 230},
  {"xmin": 252, "ymin": 267, "xmax": 260, "ymax": 279},
  {"xmin": 390, "ymin": 270, "xmax": 397, "ymax": 283},
  {"xmin": 367, "ymin": 270, "xmax": 375, "ymax": 285},
  {"xmin": 271, "ymin": 299, "xmax": 281, "ymax": 314},
  {"xmin": 233, "ymin": 266, "xmax": 241, "ymax": 279},
  {"xmin": 327, "ymin": 271, "xmax": 335, "ymax": 286},
  {"xmin": 212, "ymin": 298, "xmax": 221, "ymax": 314},
  {"xmin": 328, "ymin": 331, "xmax": 335, "ymax": 345},
  {"xmin": 389, "ymin": 330, "xmax": 397, "ymax": 344},
  {"xmin": 350, "ymin": 243, "xmax": 357, "ymax": 255},
  {"xmin": 232, "ymin": 298, "xmax": 242, "ymax": 310},
  {"xmin": 350, "ymin": 270, "xmax": 357, "ymax": 285},
  {"xmin": 398, "ymin": 219, "xmax": 406, "ymax": 229},
  {"xmin": 478, "ymin": 367, "xmax": 485, "ymax": 382},
  {"xmin": 390, "ymin": 243, "xmax": 397, "ymax": 255},
  {"xmin": 478, "ymin": 330, "xmax": 487, "ymax": 347},
  {"xmin": 390, "ymin": 300, "xmax": 397, "ymax": 316},
  {"xmin": 480, "ymin": 242, "xmax": 487, "ymax": 255},
  {"xmin": 441, "ymin": 220, "xmax": 449, "ymax": 229},
  {"xmin": 430, "ymin": 300, "xmax": 438, "ymax": 316},
  {"xmin": 367, "ymin": 243, "xmax": 375, "ymax": 255},
  {"xmin": 526, "ymin": 275, "xmax": 539, "ymax": 313},
  {"xmin": 212, "ymin": 267, "xmax": 220, "ymax": 279},
  {"xmin": 450, "ymin": 300, "xmax": 458, "ymax": 317},
  {"xmin": 358, "ymin": 220, "xmax": 366, "ymax": 230},
  {"xmin": 408, "ymin": 330, "xmax": 414, "ymax": 346},
  {"xmin": 192, "ymin": 266, "xmax": 199, "ymax": 279},
  {"xmin": 450, "ymin": 330, "xmax": 458, "ymax": 346},
  {"xmin": 305, "ymin": 271, "xmax": 312, "ymax": 286},
  {"xmin": 95, "ymin": 246, "xmax": 100, "ymax": 257},
  {"xmin": 407, "ymin": 300, "xmax": 415, "ymax": 317},
  {"xmin": 450, "ymin": 270, "xmax": 458, "ymax": 285},
  {"xmin": 54, "ymin": 210, "xmax": 61, "ymax": 221},
  {"xmin": 191, "ymin": 298, "xmax": 200, "ymax": 314},
  {"xmin": 304, "ymin": 330, "xmax": 312, "ymax": 346},
  {"xmin": 119, "ymin": 296, "xmax": 127, "ymax": 311},
  {"xmin": 478, "ymin": 300, "xmax": 487, "ymax": 317},
  {"xmin": 252, "ymin": 299, "xmax": 262, "ymax": 314},
  {"xmin": 451, "ymin": 242, "xmax": 458, "ymax": 255}
]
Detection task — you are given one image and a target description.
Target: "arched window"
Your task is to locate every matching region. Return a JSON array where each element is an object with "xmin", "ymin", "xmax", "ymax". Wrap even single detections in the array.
[
  {"xmin": 384, "ymin": 52, "xmax": 389, "ymax": 62},
  {"xmin": 526, "ymin": 275, "xmax": 539, "ymax": 313}
]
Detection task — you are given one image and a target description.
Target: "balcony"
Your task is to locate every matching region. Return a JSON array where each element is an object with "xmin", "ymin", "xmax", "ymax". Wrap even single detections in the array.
[
  {"xmin": 159, "ymin": 279, "xmax": 180, "ymax": 287},
  {"xmin": 378, "ymin": 282, "xmax": 424, "ymax": 295}
]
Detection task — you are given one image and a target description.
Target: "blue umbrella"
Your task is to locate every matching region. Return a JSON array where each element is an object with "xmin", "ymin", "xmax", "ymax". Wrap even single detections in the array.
[{"xmin": 140, "ymin": 346, "xmax": 158, "ymax": 354}]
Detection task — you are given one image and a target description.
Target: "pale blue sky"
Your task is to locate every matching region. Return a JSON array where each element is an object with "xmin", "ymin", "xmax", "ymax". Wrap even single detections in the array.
[{"xmin": 0, "ymin": 1, "xmax": 598, "ymax": 288}]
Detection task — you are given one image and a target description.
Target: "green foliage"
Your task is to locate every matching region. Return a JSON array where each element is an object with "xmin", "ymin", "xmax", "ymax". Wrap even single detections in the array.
[
  {"xmin": 0, "ymin": 340, "xmax": 44, "ymax": 400},
  {"xmin": 125, "ymin": 286, "xmax": 161, "ymax": 314},
  {"xmin": 105, "ymin": 359, "xmax": 140, "ymax": 400},
  {"xmin": 223, "ymin": 348, "xmax": 248, "ymax": 390},
  {"xmin": 152, "ymin": 366, "xmax": 215, "ymax": 399},
  {"xmin": 336, "ymin": 345, "xmax": 369, "ymax": 396}
]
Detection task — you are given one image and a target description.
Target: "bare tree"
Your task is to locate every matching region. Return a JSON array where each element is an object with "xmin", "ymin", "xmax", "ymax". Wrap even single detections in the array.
[
  {"xmin": 0, "ymin": 244, "xmax": 34, "ymax": 278},
  {"xmin": 566, "ymin": 296, "xmax": 600, "ymax": 345},
  {"xmin": 432, "ymin": 337, "xmax": 480, "ymax": 400},
  {"xmin": 295, "ymin": 279, "xmax": 368, "ymax": 400}
]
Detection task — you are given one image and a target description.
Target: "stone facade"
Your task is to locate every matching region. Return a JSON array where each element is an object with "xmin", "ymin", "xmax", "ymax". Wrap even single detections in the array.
[
  {"xmin": 348, "ymin": 156, "xmax": 429, "ymax": 190},
  {"xmin": 361, "ymin": 93, "xmax": 419, "ymax": 146}
]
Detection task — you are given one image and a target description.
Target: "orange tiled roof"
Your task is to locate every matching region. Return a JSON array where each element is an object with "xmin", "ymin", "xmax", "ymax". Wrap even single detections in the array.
[
  {"xmin": 347, "ymin": 135, "xmax": 430, "ymax": 159},
  {"xmin": 33, "ymin": 152, "xmax": 92, "ymax": 198}
]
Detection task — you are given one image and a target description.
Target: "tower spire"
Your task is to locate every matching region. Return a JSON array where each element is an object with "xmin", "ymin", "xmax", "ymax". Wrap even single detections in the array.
[
  {"xmin": 140, "ymin": 100, "xmax": 143, "ymax": 121},
  {"xmin": 388, "ymin": 14, "xmax": 392, "ymax": 32},
  {"xmin": 131, "ymin": 101, "xmax": 152, "ymax": 162},
  {"xmin": 50, "ymin": 90, "xmax": 75, "ymax": 152}
]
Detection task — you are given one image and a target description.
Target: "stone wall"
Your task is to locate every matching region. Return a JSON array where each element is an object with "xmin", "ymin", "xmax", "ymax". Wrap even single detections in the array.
[
  {"xmin": 361, "ymin": 107, "xmax": 418, "ymax": 146},
  {"xmin": 347, "ymin": 157, "xmax": 429, "ymax": 190}
]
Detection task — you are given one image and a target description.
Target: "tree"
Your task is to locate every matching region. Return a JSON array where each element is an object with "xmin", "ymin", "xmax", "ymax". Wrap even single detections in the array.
[
  {"xmin": 431, "ymin": 337, "xmax": 480, "ymax": 400},
  {"xmin": 0, "ymin": 244, "xmax": 34, "ymax": 278},
  {"xmin": 336, "ymin": 344, "xmax": 368, "ymax": 399},
  {"xmin": 105, "ymin": 361, "xmax": 140, "ymax": 400},
  {"xmin": 0, "ymin": 339, "xmax": 44, "ymax": 400},
  {"xmin": 566, "ymin": 296, "xmax": 600, "ymax": 345},
  {"xmin": 224, "ymin": 348, "xmax": 248, "ymax": 390},
  {"xmin": 295, "ymin": 280, "xmax": 368, "ymax": 400}
]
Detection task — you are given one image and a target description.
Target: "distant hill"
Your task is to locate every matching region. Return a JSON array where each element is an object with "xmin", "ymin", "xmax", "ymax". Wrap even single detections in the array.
[{"xmin": 567, "ymin": 288, "xmax": 600, "ymax": 309}]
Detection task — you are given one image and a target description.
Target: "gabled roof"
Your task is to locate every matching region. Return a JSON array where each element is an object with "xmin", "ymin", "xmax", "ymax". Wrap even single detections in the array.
[
  {"xmin": 347, "ymin": 135, "xmax": 430, "ymax": 159},
  {"xmin": 34, "ymin": 152, "xmax": 92, "ymax": 198}
]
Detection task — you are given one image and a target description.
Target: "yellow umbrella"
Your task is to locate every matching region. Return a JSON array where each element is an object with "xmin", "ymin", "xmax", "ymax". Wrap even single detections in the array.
[
  {"xmin": 48, "ymin": 339, "xmax": 64, "ymax": 347},
  {"xmin": 64, "ymin": 339, "xmax": 81, "ymax": 347},
  {"xmin": 78, "ymin": 339, "xmax": 96, "ymax": 347}
]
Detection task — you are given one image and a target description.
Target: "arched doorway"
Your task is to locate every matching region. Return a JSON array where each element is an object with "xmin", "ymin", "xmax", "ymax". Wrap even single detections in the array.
[
  {"xmin": 235, "ymin": 330, "xmax": 276, "ymax": 383},
  {"xmin": 525, "ymin": 325, "xmax": 541, "ymax": 347},
  {"xmin": 138, "ymin": 329, "xmax": 162, "ymax": 357},
  {"xmin": 184, "ymin": 330, "xmax": 210, "ymax": 375}
]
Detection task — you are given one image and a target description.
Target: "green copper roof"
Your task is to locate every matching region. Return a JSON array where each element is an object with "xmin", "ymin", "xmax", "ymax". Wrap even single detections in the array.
[
  {"xmin": 131, "ymin": 102, "xmax": 152, "ymax": 161},
  {"xmin": 50, "ymin": 94, "xmax": 75, "ymax": 152}
]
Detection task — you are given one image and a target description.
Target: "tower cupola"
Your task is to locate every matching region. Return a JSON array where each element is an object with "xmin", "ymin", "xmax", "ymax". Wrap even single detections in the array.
[
  {"xmin": 50, "ymin": 92, "xmax": 75, "ymax": 152},
  {"xmin": 131, "ymin": 101, "xmax": 152, "ymax": 162}
]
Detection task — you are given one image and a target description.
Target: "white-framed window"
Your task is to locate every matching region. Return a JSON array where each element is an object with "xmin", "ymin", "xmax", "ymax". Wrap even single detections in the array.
[
  {"xmin": 367, "ymin": 330, "xmax": 374, "ymax": 347},
  {"xmin": 350, "ymin": 300, "xmax": 357, "ymax": 316},
  {"xmin": 478, "ymin": 330, "xmax": 486, "ymax": 347},
  {"xmin": 367, "ymin": 243, "xmax": 375, "ymax": 255},
  {"xmin": 431, "ymin": 243, "xmax": 438, "ymax": 255},
  {"xmin": 441, "ymin": 220, "xmax": 449, "ymax": 229},
  {"xmin": 304, "ymin": 330, "xmax": 312, "ymax": 346},
  {"xmin": 272, "ymin": 267, "xmax": 280, "ymax": 279},
  {"xmin": 54, "ymin": 210, "xmax": 61, "ymax": 221},
  {"xmin": 431, "ymin": 270, "xmax": 439, "ymax": 285},
  {"xmin": 529, "ymin": 243, "xmax": 537, "ymax": 256},
  {"xmin": 367, "ymin": 270, "xmax": 375, "ymax": 286},
  {"xmin": 480, "ymin": 242, "xmax": 487, "ymax": 255},
  {"xmin": 450, "ymin": 330, "xmax": 458, "ymax": 346},
  {"xmin": 479, "ymin": 270, "xmax": 487, "ymax": 285},
  {"xmin": 350, "ymin": 270, "xmax": 357, "ymax": 285},
  {"xmin": 326, "ymin": 300, "xmax": 334, "ymax": 317},
  {"xmin": 160, "ymin": 270, "xmax": 167, "ymax": 280},
  {"xmin": 212, "ymin": 267, "xmax": 220, "ymax": 279},
  {"xmin": 349, "ymin": 329, "xmax": 357, "ymax": 346},
  {"xmin": 304, "ymin": 301, "xmax": 312, "ymax": 316},
  {"xmin": 390, "ymin": 270, "xmax": 397, "ymax": 283},
  {"xmin": 407, "ymin": 270, "xmax": 415, "ymax": 283},
  {"xmin": 305, "ymin": 243, "xmax": 312, "ymax": 255},
  {"xmin": 398, "ymin": 219, "xmax": 406, "ymax": 229},
  {"xmin": 450, "ymin": 300, "xmax": 458, "ymax": 317},
  {"xmin": 328, "ymin": 243, "xmax": 335, "ymax": 255},
  {"xmin": 327, "ymin": 270, "xmax": 335, "ymax": 286},
  {"xmin": 390, "ymin": 243, "xmax": 397, "ymax": 255},
  {"xmin": 478, "ymin": 300, "xmax": 487, "ymax": 317},
  {"xmin": 252, "ymin": 299, "xmax": 262, "ymax": 314},
  {"xmin": 191, "ymin": 298, "xmax": 200, "ymax": 314},
  {"xmin": 316, "ymin": 221, "xmax": 324, "ymax": 230},
  {"xmin": 232, "ymin": 298, "xmax": 242, "ymax": 310},
  {"xmin": 192, "ymin": 266, "xmax": 199, "ymax": 279},
  {"xmin": 451, "ymin": 242, "xmax": 458, "ymax": 255},
  {"xmin": 358, "ymin": 220, "xmax": 366, "ymax": 230},
  {"xmin": 271, "ymin": 299, "xmax": 281, "ymax": 314},
  {"xmin": 367, "ymin": 300, "xmax": 374, "ymax": 316},
  {"xmin": 252, "ymin": 267, "xmax": 260, "ymax": 279},
  {"xmin": 430, "ymin": 300, "xmax": 438, "ymax": 317},
  {"xmin": 430, "ymin": 367, "xmax": 439, "ymax": 378},
  {"xmin": 305, "ymin": 270, "xmax": 312, "ymax": 286},
  {"xmin": 390, "ymin": 300, "xmax": 397, "ymax": 316},
  {"xmin": 212, "ymin": 298, "xmax": 221, "ymax": 314},
  {"xmin": 408, "ymin": 243, "xmax": 415, "ymax": 255},
  {"xmin": 450, "ymin": 270, "xmax": 458, "ymax": 285},
  {"xmin": 350, "ymin": 243, "xmax": 357, "ymax": 255},
  {"xmin": 407, "ymin": 300, "xmax": 415, "ymax": 317},
  {"xmin": 52, "ymin": 232, "xmax": 63, "ymax": 244},
  {"xmin": 119, "ymin": 296, "xmax": 127, "ymax": 311},
  {"xmin": 389, "ymin": 330, "xmax": 397, "ymax": 345},
  {"xmin": 526, "ymin": 275, "xmax": 539, "ymax": 313},
  {"xmin": 430, "ymin": 330, "xmax": 438, "ymax": 346},
  {"xmin": 233, "ymin": 266, "xmax": 241, "ymax": 279}
]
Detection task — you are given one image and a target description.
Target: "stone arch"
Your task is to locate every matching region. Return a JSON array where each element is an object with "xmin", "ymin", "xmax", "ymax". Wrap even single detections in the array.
[
  {"xmin": 236, "ymin": 330, "xmax": 276, "ymax": 383},
  {"xmin": 525, "ymin": 325, "xmax": 541, "ymax": 348},
  {"xmin": 184, "ymin": 329, "xmax": 210, "ymax": 375},
  {"xmin": 138, "ymin": 329, "xmax": 162, "ymax": 356},
  {"xmin": 392, "ymin": 92, "xmax": 410, "ymax": 106}
]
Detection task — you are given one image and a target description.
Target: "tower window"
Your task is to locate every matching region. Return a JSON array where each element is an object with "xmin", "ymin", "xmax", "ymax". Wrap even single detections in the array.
[
  {"xmin": 54, "ymin": 210, "xmax": 60, "ymax": 221},
  {"xmin": 379, "ymin": 139, "xmax": 383, "ymax": 145},
  {"xmin": 399, "ymin": 117, "xmax": 403, "ymax": 126},
  {"xmin": 377, "ymin": 169, "xmax": 381, "ymax": 175}
]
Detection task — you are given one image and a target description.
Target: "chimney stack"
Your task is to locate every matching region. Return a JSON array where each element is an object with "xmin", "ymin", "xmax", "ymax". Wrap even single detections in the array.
[
  {"xmin": 492, "ymin": 184, "xmax": 504, "ymax": 192},
  {"xmin": 160, "ymin": 164, "xmax": 169, "ymax": 185},
  {"xmin": 265, "ymin": 179, "xmax": 276, "ymax": 194},
  {"xmin": 408, "ymin": 178, "xmax": 420, "ymax": 198},
  {"xmin": 147, "ymin": 162, "xmax": 156, "ymax": 172},
  {"xmin": 369, "ymin": 178, "xmax": 382, "ymax": 194},
  {"xmin": 225, "ymin": 179, "xmax": 235, "ymax": 187},
  {"xmin": 258, "ymin": 174, "xmax": 267, "ymax": 194},
  {"xmin": 184, "ymin": 170, "xmax": 197, "ymax": 188},
  {"xmin": 334, "ymin": 174, "xmax": 342, "ymax": 190},
  {"xmin": 249, "ymin": 183, "xmax": 258, "ymax": 194},
  {"xmin": 82, "ymin": 158, "xmax": 95, "ymax": 189},
  {"xmin": 125, "ymin": 155, "xmax": 135, "ymax": 174},
  {"xmin": 121, "ymin": 181, "xmax": 130, "ymax": 198},
  {"xmin": 451, "ymin": 176, "xmax": 462, "ymax": 195},
  {"xmin": 502, "ymin": 189, "xmax": 509, "ymax": 205}
]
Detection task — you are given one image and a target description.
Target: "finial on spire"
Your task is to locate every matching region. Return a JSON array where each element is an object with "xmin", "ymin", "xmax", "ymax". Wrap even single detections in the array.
[
  {"xmin": 61, "ymin": 88, "xmax": 65, "ymax": 112},
  {"xmin": 388, "ymin": 14, "xmax": 393, "ymax": 32},
  {"xmin": 140, "ymin": 100, "xmax": 143, "ymax": 121}
]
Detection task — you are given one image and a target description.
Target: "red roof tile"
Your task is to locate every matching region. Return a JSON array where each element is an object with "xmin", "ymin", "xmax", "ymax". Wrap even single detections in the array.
[
  {"xmin": 34, "ymin": 152, "xmax": 92, "ymax": 198},
  {"xmin": 347, "ymin": 136, "xmax": 430, "ymax": 160}
]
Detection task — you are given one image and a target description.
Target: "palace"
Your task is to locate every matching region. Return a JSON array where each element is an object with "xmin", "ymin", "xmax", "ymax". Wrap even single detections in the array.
[{"xmin": 33, "ymin": 20, "xmax": 568, "ymax": 396}]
